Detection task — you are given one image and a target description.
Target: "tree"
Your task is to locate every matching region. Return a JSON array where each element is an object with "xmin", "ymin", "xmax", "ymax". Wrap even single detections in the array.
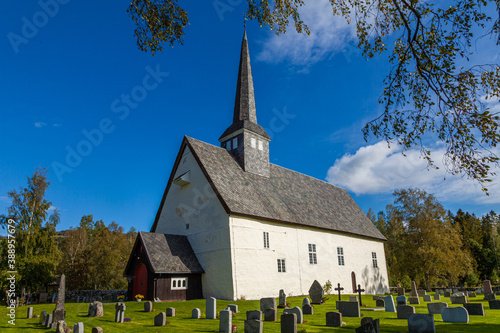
[
  {"xmin": 0, "ymin": 167, "xmax": 61, "ymax": 291},
  {"xmin": 128, "ymin": 1, "xmax": 500, "ymax": 190},
  {"xmin": 378, "ymin": 188, "xmax": 472, "ymax": 289}
]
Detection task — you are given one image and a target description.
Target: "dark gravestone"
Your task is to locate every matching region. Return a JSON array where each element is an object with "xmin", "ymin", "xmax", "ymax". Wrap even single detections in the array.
[
  {"xmin": 260, "ymin": 297, "xmax": 276, "ymax": 312},
  {"xmin": 417, "ymin": 289, "xmax": 427, "ymax": 297},
  {"xmin": 427, "ymin": 302, "xmax": 447, "ymax": 315},
  {"xmin": 450, "ymin": 294, "xmax": 467, "ymax": 304},
  {"xmin": 283, "ymin": 306, "xmax": 303, "ymax": 324},
  {"xmin": 166, "ymin": 307, "xmax": 175, "ymax": 317},
  {"xmin": 489, "ymin": 300, "xmax": 500, "ymax": 309},
  {"xmin": 356, "ymin": 318, "xmax": 380, "ymax": 333},
  {"xmin": 245, "ymin": 319, "xmax": 263, "ymax": 333},
  {"xmin": 423, "ymin": 295, "xmax": 432, "ymax": 302},
  {"xmin": 279, "ymin": 289, "xmax": 286, "ymax": 307},
  {"xmin": 337, "ymin": 301, "xmax": 361, "ymax": 317},
  {"xmin": 154, "ymin": 312, "xmax": 166, "ymax": 326},
  {"xmin": 92, "ymin": 328, "xmax": 103, "ymax": 333},
  {"xmin": 228, "ymin": 304, "xmax": 238, "ymax": 313},
  {"xmin": 263, "ymin": 308, "xmax": 277, "ymax": 321},
  {"xmin": 376, "ymin": 299, "xmax": 385, "ymax": 307},
  {"xmin": 144, "ymin": 301, "xmax": 153, "ymax": 312},
  {"xmin": 192, "ymin": 308, "xmax": 201, "ymax": 319},
  {"xmin": 281, "ymin": 313, "xmax": 297, "ymax": 333},
  {"xmin": 308, "ymin": 280, "xmax": 324, "ymax": 304},
  {"xmin": 485, "ymin": 293, "xmax": 497, "ymax": 301},
  {"xmin": 303, "ymin": 303, "xmax": 313, "ymax": 315},
  {"xmin": 247, "ymin": 310, "xmax": 262, "ymax": 321},
  {"xmin": 433, "ymin": 293, "xmax": 441, "ymax": 301},
  {"xmin": 483, "ymin": 280, "xmax": 493, "ymax": 294},
  {"xmin": 464, "ymin": 303, "xmax": 485, "ymax": 316},
  {"xmin": 40, "ymin": 311, "xmax": 47, "ymax": 324},
  {"xmin": 45, "ymin": 313, "xmax": 53, "ymax": 328},
  {"xmin": 408, "ymin": 296, "xmax": 420, "ymax": 305},
  {"xmin": 360, "ymin": 317, "xmax": 374, "ymax": 326},
  {"xmin": 51, "ymin": 274, "xmax": 66, "ymax": 328},
  {"xmin": 114, "ymin": 303, "xmax": 126, "ymax": 323},
  {"xmin": 407, "ymin": 313, "xmax": 436, "ymax": 333},
  {"xmin": 397, "ymin": 284, "xmax": 405, "ymax": 296},
  {"xmin": 444, "ymin": 291, "xmax": 451, "ymax": 297},
  {"xmin": 326, "ymin": 311, "xmax": 342, "ymax": 327},
  {"xmin": 88, "ymin": 301, "xmax": 103, "ymax": 317},
  {"xmin": 409, "ymin": 281, "xmax": 418, "ymax": 297},
  {"xmin": 397, "ymin": 305, "xmax": 416, "ymax": 319},
  {"xmin": 396, "ymin": 295, "xmax": 407, "ymax": 305}
]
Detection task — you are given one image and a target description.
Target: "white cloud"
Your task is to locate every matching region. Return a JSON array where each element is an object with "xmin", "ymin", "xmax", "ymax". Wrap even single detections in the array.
[
  {"xmin": 0, "ymin": 196, "xmax": 10, "ymax": 204},
  {"xmin": 257, "ymin": 0, "xmax": 356, "ymax": 66},
  {"xmin": 326, "ymin": 141, "xmax": 500, "ymax": 204},
  {"xmin": 34, "ymin": 122, "xmax": 47, "ymax": 128}
]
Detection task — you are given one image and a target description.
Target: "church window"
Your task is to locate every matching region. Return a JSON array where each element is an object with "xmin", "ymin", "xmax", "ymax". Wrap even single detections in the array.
[
  {"xmin": 337, "ymin": 247, "xmax": 345, "ymax": 266},
  {"xmin": 308, "ymin": 243, "xmax": 317, "ymax": 264},
  {"xmin": 186, "ymin": 223, "xmax": 190, "ymax": 230},
  {"xmin": 263, "ymin": 232, "xmax": 269, "ymax": 249},
  {"xmin": 372, "ymin": 252, "xmax": 378, "ymax": 268},
  {"xmin": 232, "ymin": 137, "xmax": 238, "ymax": 149},
  {"xmin": 171, "ymin": 277, "xmax": 188, "ymax": 290},
  {"xmin": 251, "ymin": 138, "xmax": 256, "ymax": 148},
  {"xmin": 277, "ymin": 259, "xmax": 286, "ymax": 273},
  {"xmin": 258, "ymin": 140, "xmax": 263, "ymax": 151},
  {"xmin": 226, "ymin": 140, "xmax": 232, "ymax": 151}
]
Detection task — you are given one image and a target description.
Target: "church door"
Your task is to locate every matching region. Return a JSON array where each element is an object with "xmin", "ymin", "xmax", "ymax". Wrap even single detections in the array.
[
  {"xmin": 133, "ymin": 263, "xmax": 148, "ymax": 298},
  {"xmin": 351, "ymin": 272, "xmax": 357, "ymax": 293}
]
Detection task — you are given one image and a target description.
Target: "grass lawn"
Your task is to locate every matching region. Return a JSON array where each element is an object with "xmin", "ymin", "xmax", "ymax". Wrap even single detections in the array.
[{"xmin": 1, "ymin": 293, "xmax": 499, "ymax": 332}]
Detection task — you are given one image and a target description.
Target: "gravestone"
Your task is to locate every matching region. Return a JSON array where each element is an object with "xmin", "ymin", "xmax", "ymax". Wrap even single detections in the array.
[
  {"xmin": 309, "ymin": 280, "xmax": 324, "ymax": 304},
  {"xmin": 154, "ymin": 312, "xmax": 166, "ymax": 326},
  {"xmin": 397, "ymin": 305, "xmax": 416, "ymax": 319},
  {"xmin": 409, "ymin": 281, "xmax": 418, "ymax": 297},
  {"xmin": 384, "ymin": 295, "xmax": 396, "ymax": 312},
  {"xmin": 355, "ymin": 318, "xmax": 379, "ymax": 333},
  {"xmin": 407, "ymin": 313, "xmax": 436, "ymax": 333},
  {"xmin": 144, "ymin": 301, "xmax": 153, "ymax": 312},
  {"xmin": 417, "ymin": 289, "xmax": 427, "ymax": 297},
  {"xmin": 450, "ymin": 294, "xmax": 467, "ymax": 304},
  {"xmin": 337, "ymin": 301, "xmax": 361, "ymax": 317},
  {"xmin": 423, "ymin": 295, "xmax": 432, "ymax": 302},
  {"xmin": 166, "ymin": 307, "xmax": 175, "ymax": 317},
  {"xmin": 45, "ymin": 313, "xmax": 53, "ymax": 328},
  {"xmin": 489, "ymin": 300, "xmax": 500, "ymax": 309},
  {"xmin": 260, "ymin": 297, "xmax": 276, "ymax": 312},
  {"xmin": 444, "ymin": 291, "xmax": 451, "ymax": 297},
  {"xmin": 206, "ymin": 297, "xmax": 216, "ymax": 319},
  {"xmin": 192, "ymin": 308, "xmax": 201, "ymax": 319},
  {"xmin": 39, "ymin": 292, "xmax": 48, "ymax": 304},
  {"xmin": 40, "ymin": 311, "xmax": 47, "ymax": 324},
  {"xmin": 350, "ymin": 296, "xmax": 358, "ymax": 302},
  {"xmin": 408, "ymin": 296, "xmax": 420, "ymax": 305},
  {"xmin": 483, "ymin": 280, "xmax": 493, "ymax": 294},
  {"xmin": 361, "ymin": 317, "xmax": 373, "ymax": 326},
  {"xmin": 279, "ymin": 289, "xmax": 287, "ymax": 307},
  {"xmin": 303, "ymin": 303, "xmax": 313, "ymax": 315},
  {"xmin": 281, "ymin": 313, "xmax": 297, "ymax": 333},
  {"xmin": 373, "ymin": 296, "xmax": 384, "ymax": 301},
  {"xmin": 219, "ymin": 309, "xmax": 232, "ymax": 333},
  {"xmin": 326, "ymin": 311, "xmax": 342, "ymax": 327},
  {"xmin": 397, "ymin": 284, "xmax": 405, "ymax": 296},
  {"xmin": 464, "ymin": 303, "xmax": 485, "ymax": 315},
  {"xmin": 55, "ymin": 321, "xmax": 66, "ymax": 333},
  {"xmin": 433, "ymin": 293, "xmax": 441, "ymax": 301},
  {"xmin": 27, "ymin": 307, "xmax": 33, "ymax": 319},
  {"xmin": 376, "ymin": 299, "xmax": 385, "ymax": 307},
  {"xmin": 263, "ymin": 308, "xmax": 277, "ymax": 321},
  {"xmin": 468, "ymin": 291, "xmax": 477, "ymax": 297},
  {"xmin": 302, "ymin": 297, "xmax": 310, "ymax": 307},
  {"xmin": 73, "ymin": 322, "xmax": 84, "ymax": 333},
  {"xmin": 335, "ymin": 283, "xmax": 344, "ymax": 301},
  {"xmin": 228, "ymin": 304, "xmax": 238, "ymax": 313},
  {"xmin": 245, "ymin": 319, "xmax": 263, "ymax": 333},
  {"xmin": 441, "ymin": 306, "xmax": 469, "ymax": 323},
  {"xmin": 82, "ymin": 297, "xmax": 86, "ymax": 303},
  {"xmin": 283, "ymin": 306, "xmax": 303, "ymax": 324},
  {"xmin": 92, "ymin": 327, "xmax": 103, "ymax": 333},
  {"xmin": 427, "ymin": 302, "xmax": 448, "ymax": 315},
  {"xmin": 88, "ymin": 301, "xmax": 103, "ymax": 317},
  {"xmin": 484, "ymin": 293, "xmax": 496, "ymax": 301},
  {"xmin": 114, "ymin": 303, "xmax": 126, "ymax": 323},
  {"xmin": 397, "ymin": 295, "xmax": 407, "ymax": 305},
  {"xmin": 51, "ymin": 274, "xmax": 66, "ymax": 328},
  {"xmin": 247, "ymin": 310, "xmax": 262, "ymax": 321}
]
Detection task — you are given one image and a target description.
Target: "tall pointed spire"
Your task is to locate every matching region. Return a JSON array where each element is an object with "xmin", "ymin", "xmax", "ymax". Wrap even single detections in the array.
[{"xmin": 233, "ymin": 30, "xmax": 257, "ymax": 124}]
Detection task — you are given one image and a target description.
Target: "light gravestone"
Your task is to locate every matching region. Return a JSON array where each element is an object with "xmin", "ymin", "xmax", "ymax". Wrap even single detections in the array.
[
  {"xmin": 337, "ymin": 301, "xmax": 361, "ymax": 317},
  {"xmin": 451, "ymin": 294, "xmax": 467, "ymax": 304},
  {"xmin": 45, "ymin": 313, "xmax": 53, "ymax": 328},
  {"xmin": 423, "ymin": 295, "xmax": 432, "ymax": 302},
  {"xmin": 92, "ymin": 327, "xmax": 103, "ymax": 333},
  {"xmin": 219, "ymin": 309, "xmax": 232, "ymax": 333},
  {"xmin": 355, "ymin": 318, "xmax": 379, "ymax": 333},
  {"xmin": 349, "ymin": 296, "xmax": 358, "ymax": 302},
  {"xmin": 397, "ymin": 295, "xmax": 407, "ymax": 305},
  {"xmin": 51, "ymin": 274, "xmax": 66, "ymax": 328},
  {"xmin": 407, "ymin": 313, "xmax": 436, "ymax": 333},
  {"xmin": 409, "ymin": 281, "xmax": 418, "ymax": 297},
  {"xmin": 464, "ymin": 303, "xmax": 485, "ymax": 316},
  {"xmin": 154, "ymin": 312, "xmax": 166, "ymax": 326},
  {"xmin": 88, "ymin": 301, "xmax": 103, "ymax": 317},
  {"xmin": 206, "ymin": 297, "xmax": 216, "ymax": 319},
  {"xmin": 397, "ymin": 305, "xmax": 416, "ymax": 319},
  {"xmin": 279, "ymin": 289, "xmax": 287, "ymax": 307},
  {"xmin": 55, "ymin": 321, "xmax": 65, "ymax": 333},
  {"xmin": 427, "ymin": 302, "xmax": 448, "ymax": 315},
  {"xmin": 115, "ymin": 303, "xmax": 126, "ymax": 323},
  {"xmin": 384, "ymin": 295, "xmax": 396, "ymax": 312},
  {"xmin": 441, "ymin": 307, "xmax": 469, "ymax": 323},
  {"xmin": 417, "ymin": 289, "xmax": 427, "ymax": 297},
  {"xmin": 326, "ymin": 312, "xmax": 342, "ymax": 327},
  {"xmin": 166, "ymin": 307, "xmax": 175, "ymax": 317},
  {"xmin": 283, "ymin": 306, "xmax": 303, "ymax": 324},
  {"xmin": 73, "ymin": 322, "xmax": 84, "ymax": 333},
  {"xmin": 27, "ymin": 307, "xmax": 33, "ymax": 319},
  {"xmin": 433, "ymin": 293, "xmax": 441, "ymax": 301},
  {"xmin": 483, "ymin": 280, "xmax": 493, "ymax": 294},
  {"xmin": 309, "ymin": 280, "xmax": 324, "ymax": 304},
  {"xmin": 144, "ymin": 301, "xmax": 153, "ymax": 312},
  {"xmin": 281, "ymin": 313, "xmax": 297, "ymax": 333},
  {"xmin": 192, "ymin": 308, "xmax": 201, "ymax": 319}
]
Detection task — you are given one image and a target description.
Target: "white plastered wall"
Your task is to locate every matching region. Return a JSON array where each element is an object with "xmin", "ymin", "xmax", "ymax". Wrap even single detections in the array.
[
  {"xmin": 230, "ymin": 216, "xmax": 389, "ymax": 300},
  {"xmin": 154, "ymin": 147, "xmax": 234, "ymax": 300}
]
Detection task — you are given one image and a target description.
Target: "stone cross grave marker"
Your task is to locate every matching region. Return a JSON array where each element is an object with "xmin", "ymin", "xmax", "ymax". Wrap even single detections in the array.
[
  {"xmin": 335, "ymin": 283, "xmax": 344, "ymax": 301},
  {"xmin": 355, "ymin": 284, "xmax": 365, "ymax": 307}
]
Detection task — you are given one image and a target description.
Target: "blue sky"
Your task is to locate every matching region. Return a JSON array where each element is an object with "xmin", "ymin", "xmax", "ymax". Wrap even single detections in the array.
[{"xmin": 1, "ymin": 0, "xmax": 499, "ymax": 235}]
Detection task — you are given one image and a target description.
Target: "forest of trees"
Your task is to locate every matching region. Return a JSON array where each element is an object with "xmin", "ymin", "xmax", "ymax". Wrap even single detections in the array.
[{"xmin": 370, "ymin": 188, "xmax": 500, "ymax": 290}]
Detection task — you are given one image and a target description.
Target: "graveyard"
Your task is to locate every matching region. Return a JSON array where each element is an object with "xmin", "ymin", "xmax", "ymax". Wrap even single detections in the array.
[{"xmin": 2, "ymin": 290, "xmax": 500, "ymax": 332}]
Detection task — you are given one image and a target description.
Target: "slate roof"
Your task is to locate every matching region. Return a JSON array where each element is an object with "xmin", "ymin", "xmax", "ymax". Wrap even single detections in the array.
[
  {"xmin": 181, "ymin": 137, "xmax": 386, "ymax": 241},
  {"xmin": 140, "ymin": 232, "xmax": 204, "ymax": 274}
]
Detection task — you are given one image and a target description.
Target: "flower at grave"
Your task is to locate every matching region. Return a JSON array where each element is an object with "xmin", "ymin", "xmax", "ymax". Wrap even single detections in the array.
[
  {"xmin": 135, "ymin": 294, "xmax": 144, "ymax": 300},
  {"xmin": 64, "ymin": 328, "xmax": 73, "ymax": 333},
  {"xmin": 117, "ymin": 295, "xmax": 125, "ymax": 300},
  {"xmin": 33, "ymin": 314, "xmax": 39, "ymax": 318},
  {"xmin": 231, "ymin": 324, "xmax": 238, "ymax": 332},
  {"xmin": 124, "ymin": 318, "xmax": 132, "ymax": 322}
]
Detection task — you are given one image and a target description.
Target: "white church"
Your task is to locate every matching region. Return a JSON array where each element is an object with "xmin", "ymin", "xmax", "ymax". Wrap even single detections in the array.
[{"xmin": 124, "ymin": 32, "xmax": 389, "ymax": 301}]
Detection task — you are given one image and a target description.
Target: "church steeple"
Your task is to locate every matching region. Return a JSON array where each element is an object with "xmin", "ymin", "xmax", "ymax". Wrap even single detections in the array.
[{"xmin": 219, "ymin": 32, "xmax": 271, "ymax": 177}]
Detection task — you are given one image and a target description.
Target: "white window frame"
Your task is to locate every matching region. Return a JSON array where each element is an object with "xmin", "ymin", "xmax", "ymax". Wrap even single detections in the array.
[
  {"xmin": 171, "ymin": 277, "xmax": 188, "ymax": 290},
  {"xmin": 308, "ymin": 243, "xmax": 317, "ymax": 264},
  {"xmin": 372, "ymin": 252, "xmax": 378, "ymax": 268},
  {"xmin": 251, "ymin": 138, "xmax": 256, "ymax": 148},
  {"xmin": 337, "ymin": 247, "xmax": 345, "ymax": 266},
  {"xmin": 232, "ymin": 137, "xmax": 238, "ymax": 149},
  {"xmin": 258, "ymin": 140, "xmax": 264, "ymax": 151},
  {"xmin": 263, "ymin": 231, "xmax": 269, "ymax": 249},
  {"xmin": 277, "ymin": 259, "xmax": 286, "ymax": 273}
]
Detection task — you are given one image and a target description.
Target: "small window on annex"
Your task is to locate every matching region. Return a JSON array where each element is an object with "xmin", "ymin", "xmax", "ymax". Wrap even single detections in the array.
[
  {"xmin": 226, "ymin": 140, "xmax": 231, "ymax": 151},
  {"xmin": 232, "ymin": 137, "xmax": 238, "ymax": 149},
  {"xmin": 171, "ymin": 277, "xmax": 188, "ymax": 290}
]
